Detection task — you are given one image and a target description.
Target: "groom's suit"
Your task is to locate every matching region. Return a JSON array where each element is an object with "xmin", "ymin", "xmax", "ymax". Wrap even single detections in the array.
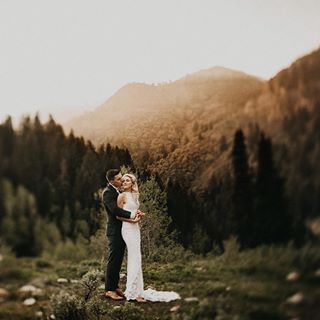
[{"xmin": 102, "ymin": 183, "xmax": 133, "ymax": 291}]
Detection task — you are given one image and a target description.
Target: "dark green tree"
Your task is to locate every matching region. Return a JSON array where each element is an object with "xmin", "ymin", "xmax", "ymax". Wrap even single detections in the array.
[
  {"xmin": 253, "ymin": 133, "xmax": 290, "ymax": 245},
  {"xmin": 231, "ymin": 129, "xmax": 254, "ymax": 247}
]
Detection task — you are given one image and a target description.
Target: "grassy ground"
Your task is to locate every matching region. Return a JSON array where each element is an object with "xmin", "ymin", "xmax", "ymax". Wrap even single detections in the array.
[{"xmin": 0, "ymin": 242, "xmax": 319, "ymax": 320}]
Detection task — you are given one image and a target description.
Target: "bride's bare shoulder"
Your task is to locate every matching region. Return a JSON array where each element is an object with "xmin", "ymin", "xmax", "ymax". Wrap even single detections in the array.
[{"xmin": 117, "ymin": 193, "xmax": 126, "ymax": 205}]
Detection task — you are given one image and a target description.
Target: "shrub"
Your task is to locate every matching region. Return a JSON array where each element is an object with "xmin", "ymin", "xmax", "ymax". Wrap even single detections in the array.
[
  {"xmin": 294, "ymin": 242, "xmax": 320, "ymax": 272},
  {"xmin": 107, "ymin": 302, "xmax": 145, "ymax": 320},
  {"xmin": 35, "ymin": 258, "xmax": 53, "ymax": 268},
  {"xmin": 85, "ymin": 294, "xmax": 110, "ymax": 319},
  {"xmin": 51, "ymin": 291, "xmax": 87, "ymax": 320},
  {"xmin": 221, "ymin": 236, "xmax": 240, "ymax": 262},
  {"xmin": 80, "ymin": 269, "xmax": 104, "ymax": 301},
  {"xmin": 53, "ymin": 237, "xmax": 88, "ymax": 262}
]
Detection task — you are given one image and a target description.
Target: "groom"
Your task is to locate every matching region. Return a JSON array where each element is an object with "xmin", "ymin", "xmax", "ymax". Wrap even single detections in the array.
[{"xmin": 102, "ymin": 169, "xmax": 141, "ymax": 300}]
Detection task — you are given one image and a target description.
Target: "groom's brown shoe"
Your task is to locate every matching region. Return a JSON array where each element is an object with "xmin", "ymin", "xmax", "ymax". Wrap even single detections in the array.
[
  {"xmin": 115, "ymin": 289, "xmax": 125, "ymax": 297},
  {"xmin": 105, "ymin": 291, "xmax": 124, "ymax": 300}
]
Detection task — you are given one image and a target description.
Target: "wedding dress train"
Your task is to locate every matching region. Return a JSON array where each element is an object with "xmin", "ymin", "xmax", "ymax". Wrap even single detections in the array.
[{"xmin": 121, "ymin": 191, "xmax": 180, "ymax": 302}]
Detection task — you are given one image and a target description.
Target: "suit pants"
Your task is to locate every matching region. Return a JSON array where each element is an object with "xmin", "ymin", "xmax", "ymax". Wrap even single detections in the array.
[{"xmin": 105, "ymin": 233, "xmax": 126, "ymax": 291}]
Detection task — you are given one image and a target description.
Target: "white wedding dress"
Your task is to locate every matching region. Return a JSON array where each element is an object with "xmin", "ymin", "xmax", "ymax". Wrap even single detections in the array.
[{"xmin": 121, "ymin": 191, "xmax": 180, "ymax": 302}]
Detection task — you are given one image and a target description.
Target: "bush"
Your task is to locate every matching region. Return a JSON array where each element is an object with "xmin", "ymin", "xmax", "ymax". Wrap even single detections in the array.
[
  {"xmin": 220, "ymin": 236, "xmax": 240, "ymax": 263},
  {"xmin": 80, "ymin": 269, "xmax": 104, "ymax": 301},
  {"xmin": 147, "ymin": 240, "xmax": 194, "ymax": 263},
  {"xmin": 53, "ymin": 237, "xmax": 88, "ymax": 262},
  {"xmin": 294, "ymin": 242, "xmax": 320, "ymax": 272},
  {"xmin": 85, "ymin": 294, "xmax": 110, "ymax": 319},
  {"xmin": 35, "ymin": 258, "xmax": 53, "ymax": 268},
  {"xmin": 107, "ymin": 302, "xmax": 145, "ymax": 320},
  {"xmin": 51, "ymin": 291, "xmax": 87, "ymax": 320}
]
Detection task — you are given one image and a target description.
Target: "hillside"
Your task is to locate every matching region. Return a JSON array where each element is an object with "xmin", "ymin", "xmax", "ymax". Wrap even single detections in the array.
[
  {"xmin": 65, "ymin": 48, "xmax": 320, "ymax": 194},
  {"xmin": 244, "ymin": 48, "xmax": 320, "ymax": 126},
  {"xmin": 65, "ymin": 67, "xmax": 263, "ymax": 190},
  {"xmin": 243, "ymin": 47, "xmax": 320, "ymax": 223}
]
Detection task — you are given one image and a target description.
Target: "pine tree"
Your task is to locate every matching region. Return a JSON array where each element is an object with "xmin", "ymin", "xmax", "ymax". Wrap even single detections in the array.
[
  {"xmin": 231, "ymin": 129, "xmax": 254, "ymax": 247},
  {"xmin": 253, "ymin": 133, "xmax": 290, "ymax": 245},
  {"xmin": 0, "ymin": 116, "xmax": 135, "ymax": 256},
  {"xmin": 0, "ymin": 116, "xmax": 15, "ymax": 178}
]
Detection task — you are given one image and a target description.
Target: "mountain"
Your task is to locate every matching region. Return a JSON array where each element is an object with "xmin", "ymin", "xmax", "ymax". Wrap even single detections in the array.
[
  {"xmin": 244, "ymin": 47, "xmax": 320, "ymax": 125},
  {"xmin": 65, "ymin": 47, "xmax": 320, "ymax": 195},
  {"xmin": 243, "ymin": 47, "xmax": 320, "ymax": 221},
  {"xmin": 65, "ymin": 66, "xmax": 263, "ymax": 190}
]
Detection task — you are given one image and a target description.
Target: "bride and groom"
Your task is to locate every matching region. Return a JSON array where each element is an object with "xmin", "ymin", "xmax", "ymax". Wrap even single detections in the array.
[{"xmin": 102, "ymin": 169, "xmax": 180, "ymax": 303}]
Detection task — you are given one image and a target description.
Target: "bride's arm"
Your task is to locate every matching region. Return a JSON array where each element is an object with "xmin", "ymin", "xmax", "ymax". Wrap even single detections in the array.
[{"xmin": 116, "ymin": 194, "xmax": 140, "ymax": 223}]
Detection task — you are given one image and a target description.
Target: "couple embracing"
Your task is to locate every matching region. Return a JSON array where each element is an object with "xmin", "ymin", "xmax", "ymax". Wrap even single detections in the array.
[{"xmin": 102, "ymin": 169, "xmax": 180, "ymax": 303}]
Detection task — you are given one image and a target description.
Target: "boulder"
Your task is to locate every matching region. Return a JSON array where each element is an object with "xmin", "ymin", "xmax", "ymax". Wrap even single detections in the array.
[
  {"xmin": 314, "ymin": 269, "xmax": 320, "ymax": 277},
  {"xmin": 184, "ymin": 297, "xmax": 199, "ymax": 303},
  {"xmin": 70, "ymin": 279, "xmax": 80, "ymax": 284},
  {"xmin": 0, "ymin": 288, "xmax": 9, "ymax": 298},
  {"xmin": 0, "ymin": 288, "xmax": 9, "ymax": 302},
  {"xmin": 286, "ymin": 271, "xmax": 300, "ymax": 282},
  {"xmin": 170, "ymin": 305, "xmax": 180, "ymax": 312},
  {"xmin": 23, "ymin": 297, "xmax": 36, "ymax": 306},
  {"xmin": 57, "ymin": 278, "xmax": 68, "ymax": 284},
  {"xmin": 286, "ymin": 292, "xmax": 304, "ymax": 305}
]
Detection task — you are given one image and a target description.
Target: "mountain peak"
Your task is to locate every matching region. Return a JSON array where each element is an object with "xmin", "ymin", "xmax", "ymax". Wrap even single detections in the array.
[{"xmin": 178, "ymin": 66, "xmax": 255, "ymax": 83}]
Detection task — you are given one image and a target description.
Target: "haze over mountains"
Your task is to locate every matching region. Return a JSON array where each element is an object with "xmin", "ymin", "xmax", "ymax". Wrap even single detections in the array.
[
  {"xmin": 64, "ymin": 66, "xmax": 263, "ymax": 188},
  {"xmin": 65, "ymin": 47, "xmax": 320, "ymax": 192}
]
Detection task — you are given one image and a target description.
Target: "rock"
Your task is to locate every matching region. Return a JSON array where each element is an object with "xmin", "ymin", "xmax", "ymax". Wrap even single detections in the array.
[
  {"xmin": 314, "ymin": 269, "xmax": 320, "ymax": 277},
  {"xmin": 225, "ymin": 286, "xmax": 231, "ymax": 291},
  {"xmin": 35, "ymin": 311, "xmax": 43, "ymax": 317},
  {"xmin": 23, "ymin": 297, "xmax": 36, "ymax": 306},
  {"xmin": 286, "ymin": 271, "xmax": 300, "ymax": 282},
  {"xmin": 120, "ymin": 273, "xmax": 126, "ymax": 279},
  {"xmin": 113, "ymin": 306, "xmax": 121, "ymax": 310},
  {"xmin": 195, "ymin": 267, "xmax": 204, "ymax": 272},
  {"xmin": 19, "ymin": 285, "xmax": 38, "ymax": 293},
  {"xmin": 286, "ymin": 292, "xmax": 304, "ymax": 305},
  {"xmin": 57, "ymin": 278, "xmax": 68, "ymax": 284},
  {"xmin": 70, "ymin": 279, "xmax": 80, "ymax": 284},
  {"xmin": 307, "ymin": 218, "xmax": 320, "ymax": 236},
  {"xmin": 0, "ymin": 288, "xmax": 9, "ymax": 298},
  {"xmin": 49, "ymin": 314, "xmax": 56, "ymax": 319},
  {"xmin": 18, "ymin": 285, "xmax": 40, "ymax": 298},
  {"xmin": 184, "ymin": 297, "xmax": 199, "ymax": 303},
  {"xmin": 170, "ymin": 305, "xmax": 180, "ymax": 312}
]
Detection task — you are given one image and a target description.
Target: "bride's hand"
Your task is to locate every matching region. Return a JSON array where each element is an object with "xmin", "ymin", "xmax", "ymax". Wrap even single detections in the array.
[
  {"xmin": 131, "ymin": 216, "xmax": 141, "ymax": 223},
  {"xmin": 137, "ymin": 210, "xmax": 146, "ymax": 217}
]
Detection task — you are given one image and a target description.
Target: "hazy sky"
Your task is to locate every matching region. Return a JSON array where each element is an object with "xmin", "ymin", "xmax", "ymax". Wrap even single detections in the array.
[{"xmin": 0, "ymin": 0, "xmax": 319, "ymax": 123}]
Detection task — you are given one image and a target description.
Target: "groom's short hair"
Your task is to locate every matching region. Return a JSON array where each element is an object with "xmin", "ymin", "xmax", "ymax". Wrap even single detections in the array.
[{"xmin": 106, "ymin": 169, "xmax": 121, "ymax": 182}]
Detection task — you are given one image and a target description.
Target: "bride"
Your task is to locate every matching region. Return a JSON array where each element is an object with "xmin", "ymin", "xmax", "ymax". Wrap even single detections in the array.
[{"xmin": 116, "ymin": 173, "xmax": 180, "ymax": 303}]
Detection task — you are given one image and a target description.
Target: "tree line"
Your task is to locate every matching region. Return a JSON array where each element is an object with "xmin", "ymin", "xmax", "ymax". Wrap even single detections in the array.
[
  {"xmin": 166, "ymin": 128, "xmax": 296, "ymax": 253},
  {"xmin": 0, "ymin": 115, "xmax": 133, "ymax": 256}
]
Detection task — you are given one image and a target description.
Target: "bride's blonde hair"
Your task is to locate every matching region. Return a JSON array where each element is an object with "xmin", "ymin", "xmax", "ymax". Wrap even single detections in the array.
[{"xmin": 122, "ymin": 173, "xmax": 140, "ymax": 205}]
